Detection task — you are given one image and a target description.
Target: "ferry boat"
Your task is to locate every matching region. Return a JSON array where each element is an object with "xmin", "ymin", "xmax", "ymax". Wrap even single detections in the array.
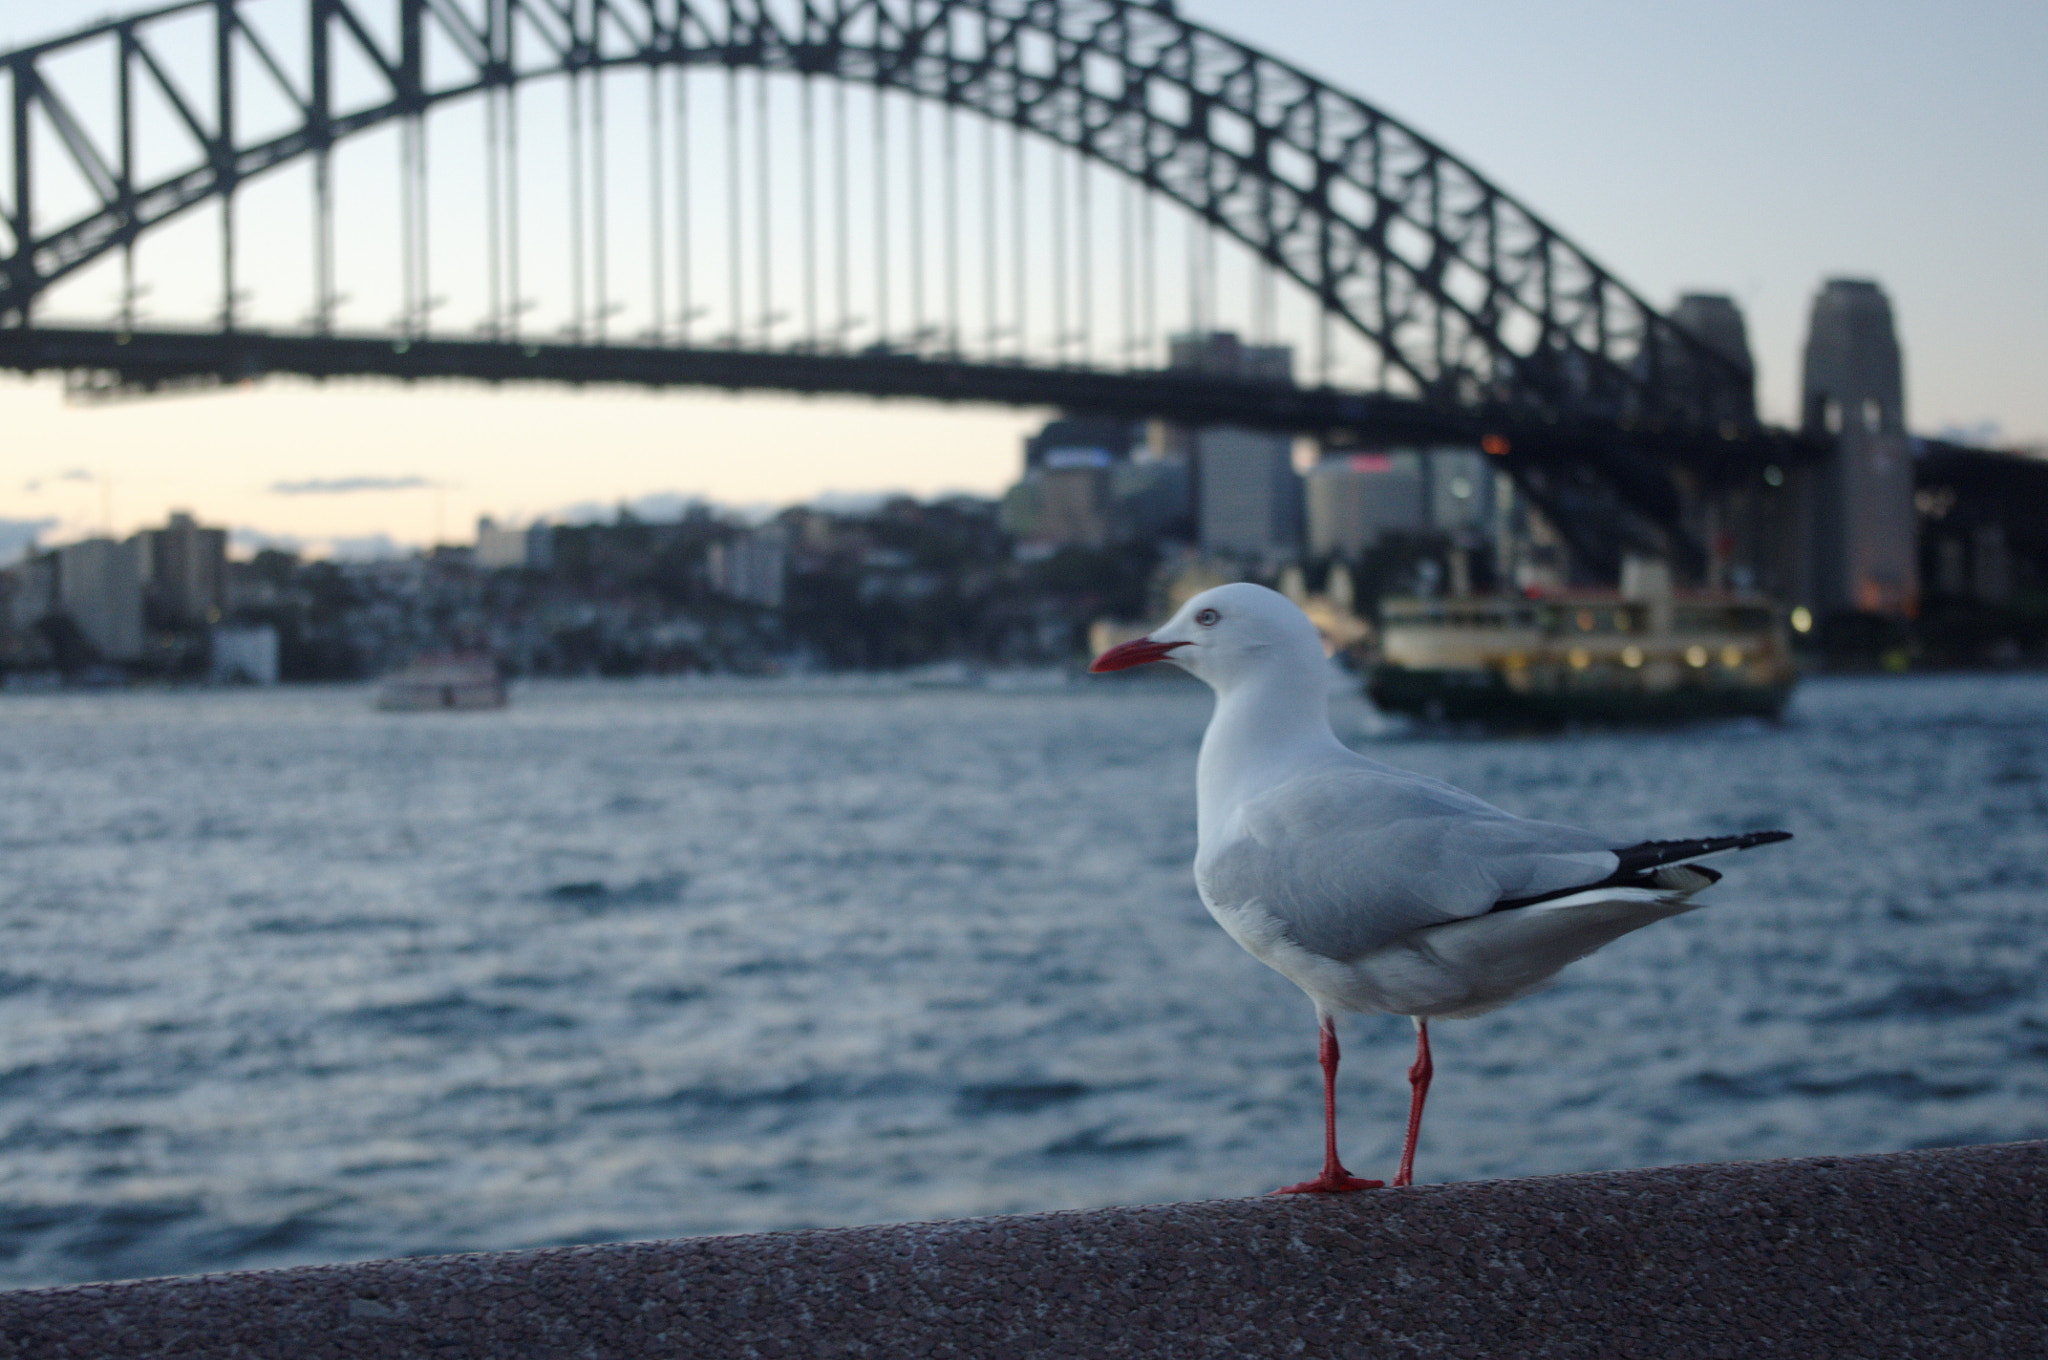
[
  {"xmin": 374, "ymin": 653, "xmax": 507, "ymax": 712},
  {"xmin": 1367, "ymin": 580, "xmax": 1797, "ymax": 727}
]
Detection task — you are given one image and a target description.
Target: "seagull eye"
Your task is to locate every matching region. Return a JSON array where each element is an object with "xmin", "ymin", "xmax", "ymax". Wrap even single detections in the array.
[{"xmin": 1195, "ymin": 608, "xmax": 1221, "ymax": 627}]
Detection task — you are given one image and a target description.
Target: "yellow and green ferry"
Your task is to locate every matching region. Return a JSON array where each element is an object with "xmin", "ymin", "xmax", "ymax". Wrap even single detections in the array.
[{"xmin": 1368, "ymin": 588, "xmax": 1798, "ymax": 726}]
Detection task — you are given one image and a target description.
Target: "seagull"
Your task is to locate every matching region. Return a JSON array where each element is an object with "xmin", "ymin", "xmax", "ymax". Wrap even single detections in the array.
[{"xmin": 1089, "ymin": 582, "xmax": 1790, "ymax": 1194}]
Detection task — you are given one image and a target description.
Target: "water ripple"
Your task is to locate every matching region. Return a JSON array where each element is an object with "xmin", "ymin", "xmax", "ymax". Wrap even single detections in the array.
[{"xmin": 0, "ymin": 673, "xmax": 2043, "ymax": 1285}]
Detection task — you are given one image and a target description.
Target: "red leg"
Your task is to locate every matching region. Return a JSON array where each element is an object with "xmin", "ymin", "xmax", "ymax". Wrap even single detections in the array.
[
  {"xmin": 1392, "ymin": 1018, "xmax": 1432, "ymax": 1188},
  {"xmin": 1272, "ymin": 1014, "xmax": 1383, "ymax": 1194}
]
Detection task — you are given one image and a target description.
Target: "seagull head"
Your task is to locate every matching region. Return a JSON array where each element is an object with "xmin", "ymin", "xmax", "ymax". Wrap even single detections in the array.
[{"xmin": 1089, "ymin": 582, "xmax": 1326, "ymax": 693}]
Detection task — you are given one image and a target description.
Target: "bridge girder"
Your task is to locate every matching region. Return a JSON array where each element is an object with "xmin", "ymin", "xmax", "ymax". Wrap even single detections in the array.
[
  {"xmin": 3, "ymin": 0, "xmax": 1754, "ymax": 430},
  {"xmin": 0, "ymin": 0, "xmax": 1819, "ymax": 579}
]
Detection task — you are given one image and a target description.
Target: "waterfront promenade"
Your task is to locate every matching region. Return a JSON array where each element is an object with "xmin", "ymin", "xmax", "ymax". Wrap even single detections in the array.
[{"xmin": 1, "ymin": 1142, "xmax": 2038, "ymax": 1358}]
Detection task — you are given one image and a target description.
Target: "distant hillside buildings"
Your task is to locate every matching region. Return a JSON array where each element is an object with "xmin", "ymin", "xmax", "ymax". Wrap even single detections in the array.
[
  {"xmin": 2, "ymin": 511, "xmax": 231, "ymax": 675},
  {"xmin": 473, "ymin": 517, "xmax": 554, "ymax": 572},
  {"xmin": 2, "ymin": 276, "xmax": 2040, "ymax": 684},
  {"xmin": 1004, "ymin": 330, "xmax": 1541, "ymax": 600},
  {"xmin": 708, "ymin": 524, "xmax": 788, "ymax": 609},
  {"xmin": 1001, "ymin": 280, "xmax": 1977, "ymax": 643}
]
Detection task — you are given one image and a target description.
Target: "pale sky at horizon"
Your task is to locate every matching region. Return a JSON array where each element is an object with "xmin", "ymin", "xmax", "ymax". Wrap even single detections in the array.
[{"xmin": 3, "ymin": 0, "xmax": 2043, "ymax": 560}]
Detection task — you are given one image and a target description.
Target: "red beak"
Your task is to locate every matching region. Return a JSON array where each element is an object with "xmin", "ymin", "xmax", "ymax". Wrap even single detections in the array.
[{"xmin": 1088, "ymin": 637, "xmax": 1191, "ymax": 673}]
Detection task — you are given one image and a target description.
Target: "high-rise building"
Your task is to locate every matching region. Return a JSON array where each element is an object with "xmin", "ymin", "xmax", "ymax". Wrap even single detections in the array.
[
  {"xmin": 1305, "ymin": 454, "xmax": 1425, "ymax": 557},
  {"xmin": 1003, "ymin": 415, "xmax": 1188, "ymax": 549},
  {"xmin": 475, "ymin": 517, "xmax": 553, "ymax": 571},
  {"xmin": 1800, "ymin": 279, "xmax": 1916, "ymax": 616},
  {"xmin": 708, "ymin": 525, "xmax": 788, "ymax": 609},
  {"xmin": 2, "ymin": 555, "xmax": 55, "ymax": 632},
  {"xmin": 1426, "ymin": 448, "xmax": 1495, "ymax": 536},
  {"xmin": 1304, "ymin": 447, "xmax": 1496, "ymax": 559},
  {"xmin": 1196, "ymin": 426, "xmax": 1302, "ymax": 558},
  {"xmin": 57, "ymin": 538, "xmax": 144, "ymax": 661},
  {"xmin": 1665, "ymin": 293, "xmax": 1757, "ymax": 428},
  {"xmin": 1035, "ymin": 460, "xmax": 1114, "ymax": 549},
  {"xmin": 1025, "ymin": 418, "xmax": 1141, "ymax": 469},
  {"xmin": 1163, "ymin": 332, "xmax": 1301, "ymax": 560},
  {"xmin": 134, "ymin": 511, "xmax": 227, "ymax": 627},
  {"xmin": 1109, "ymin": 460, "xmax": 1191, "ymax": 543}
]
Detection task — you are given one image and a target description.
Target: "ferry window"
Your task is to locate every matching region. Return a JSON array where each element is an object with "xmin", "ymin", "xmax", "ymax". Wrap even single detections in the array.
[{"xmin": 1575, "ymin": 609, "xmax": 1595, "ymax": 632}]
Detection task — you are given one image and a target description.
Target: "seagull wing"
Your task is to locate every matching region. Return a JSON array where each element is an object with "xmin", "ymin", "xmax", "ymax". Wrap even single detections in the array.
[{"xmin": 1197, "ymin": 762, "xmax": 1620, "ymax": 962}]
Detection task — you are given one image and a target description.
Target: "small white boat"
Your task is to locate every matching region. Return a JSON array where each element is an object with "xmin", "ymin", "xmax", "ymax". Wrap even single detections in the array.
[
  {"xmin": 375, "ymin": 654, "xmax": 507, "ymax": 712},
  {"xmin": 902, "ymin": 660, "xmax": 985, "ymax": 688}
]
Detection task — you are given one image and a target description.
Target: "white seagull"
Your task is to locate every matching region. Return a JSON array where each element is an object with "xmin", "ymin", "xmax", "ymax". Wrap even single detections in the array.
[{"xmin": 1090, "ymin": 582, "xmax": 1789, "ymax": 1193}]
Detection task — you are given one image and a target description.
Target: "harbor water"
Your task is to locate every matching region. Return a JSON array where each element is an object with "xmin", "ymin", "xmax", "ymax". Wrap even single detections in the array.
[{"xmin": 1, "ymin": 672, "xmax": 2044, "ymax": 1287}]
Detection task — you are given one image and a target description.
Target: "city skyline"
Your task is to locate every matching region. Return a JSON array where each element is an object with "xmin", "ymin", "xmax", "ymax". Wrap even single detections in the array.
[{"xmin": 3, "ymin": 0, "xmax": 2043, "ymax": 560}]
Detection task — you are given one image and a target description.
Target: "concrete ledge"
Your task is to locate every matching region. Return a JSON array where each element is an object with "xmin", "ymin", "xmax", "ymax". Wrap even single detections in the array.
[{"xmin": 2, "ymin": 1142, "xmax": 2041, "ymax": 1359}]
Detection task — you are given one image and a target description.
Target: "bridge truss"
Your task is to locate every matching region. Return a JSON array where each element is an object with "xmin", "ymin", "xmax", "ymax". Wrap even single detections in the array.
[{"xmin": 0, "ymin": 0, "xmax": 1813, "ymax": 572}]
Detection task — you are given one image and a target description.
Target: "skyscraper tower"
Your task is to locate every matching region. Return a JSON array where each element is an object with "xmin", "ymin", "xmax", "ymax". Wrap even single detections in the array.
[
  {"xmin": 1800, "ymin": 279, "xmax": 1916, "ymax": 616},
  {"xmin": 1163, "ymin": 332, "xmax": 1303, "ymax": 561},
  {"xmin": 1668, "ymin": 293, "xmax": 1756, "ymax": 428}
]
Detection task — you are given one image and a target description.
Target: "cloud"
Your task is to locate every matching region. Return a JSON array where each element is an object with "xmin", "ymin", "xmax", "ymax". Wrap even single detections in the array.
[
  {"xmin": 0, "ymin": 517, "xmax": 58, "ymax": 565},
  {"xmin": 55, "ymin": 469, "xmax": 94, "ymax": 483},
  {"xmin": 269, "ymin": 475, "xmax": 437, "ymax": 495}
]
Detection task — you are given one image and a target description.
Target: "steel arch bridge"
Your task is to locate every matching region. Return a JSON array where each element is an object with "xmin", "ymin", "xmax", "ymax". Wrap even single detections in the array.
[{"xmin": 0, "ymin": 0, "xmax": 1810, "ymax": 571}]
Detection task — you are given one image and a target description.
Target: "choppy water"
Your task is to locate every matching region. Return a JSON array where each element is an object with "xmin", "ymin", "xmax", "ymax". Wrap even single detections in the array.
[{"xmin": 1, "ymin": 671, "xmax": 2044, "ymax": 1287}]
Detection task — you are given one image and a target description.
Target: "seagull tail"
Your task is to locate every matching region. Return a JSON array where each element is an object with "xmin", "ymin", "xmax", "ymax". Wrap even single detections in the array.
[{"xmin": 1396, "ymin": 883, "xmax": 1711, "ymax": 1019}]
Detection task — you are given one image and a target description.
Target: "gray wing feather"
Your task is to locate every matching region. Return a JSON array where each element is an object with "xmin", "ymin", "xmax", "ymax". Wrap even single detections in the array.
[{"xmin": 1198, "ymin": 764, "xmax": 1619, "ymax": 961}]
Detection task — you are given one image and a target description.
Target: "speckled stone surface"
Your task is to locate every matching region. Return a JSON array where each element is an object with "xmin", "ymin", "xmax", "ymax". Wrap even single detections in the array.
[{"xmin": 1, "ymin": 1142, "xmax": 2040, "ymax": 1359}]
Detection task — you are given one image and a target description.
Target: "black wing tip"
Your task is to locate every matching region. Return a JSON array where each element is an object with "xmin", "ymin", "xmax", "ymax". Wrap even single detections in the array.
[
  {"xmin": 1613, "ymin": 829, "xmax": 1793, "ymax": 873},
  {"xmin": 1494, "ymin": 829, "xmax": 1791, "ymax": 915}
]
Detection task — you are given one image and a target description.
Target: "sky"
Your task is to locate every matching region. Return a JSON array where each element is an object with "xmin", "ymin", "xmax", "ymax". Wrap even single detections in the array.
[{"xmin": 3, "ymin": 0, "xmax": 2044, "ymax": 561}]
